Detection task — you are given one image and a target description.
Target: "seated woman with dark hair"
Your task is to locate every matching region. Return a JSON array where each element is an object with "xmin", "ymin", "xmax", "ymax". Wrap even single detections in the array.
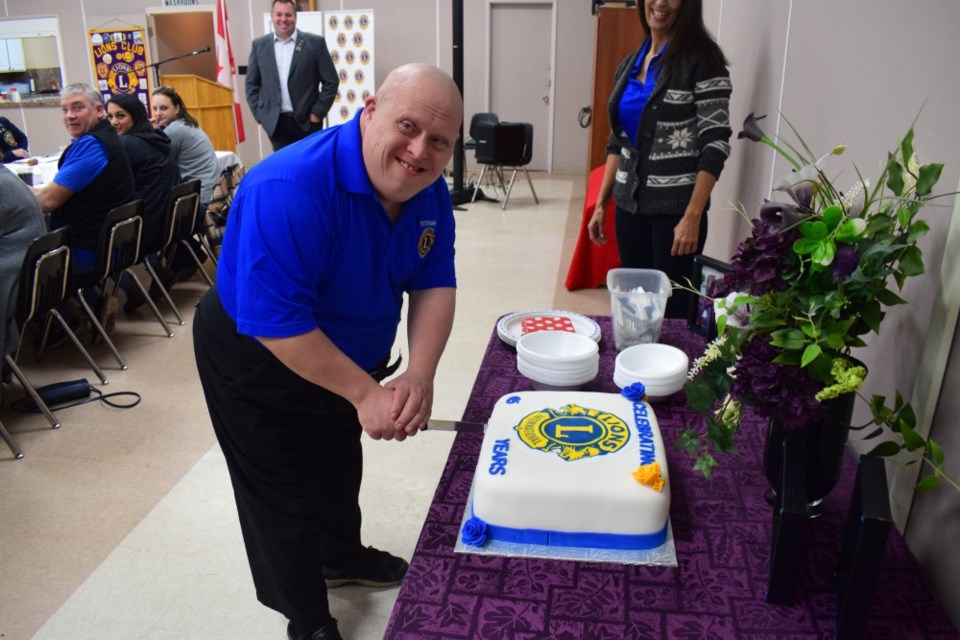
[
  {"xmin": 106, "ymin": 93, "xmax": 182, "ymax": 313},
  {"xmin": 150, "ymin": 86, "xmax": 220, "ymax": 284}
]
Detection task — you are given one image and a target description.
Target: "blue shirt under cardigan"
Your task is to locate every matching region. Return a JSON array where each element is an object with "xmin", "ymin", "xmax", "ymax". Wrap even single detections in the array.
[
  {"xmin": 617, "ymin": 40, "xmax": 664, "ymax": 146},
  {"xmin": 216, "ymin": 108, "xmax": 457, "ymax": 371}
]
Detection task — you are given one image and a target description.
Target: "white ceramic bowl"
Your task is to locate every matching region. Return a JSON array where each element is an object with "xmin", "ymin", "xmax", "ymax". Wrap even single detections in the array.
[
  {"xmin": 517, "ymin": 356, "xmax": 598, "ymax": 390},
  {"xmin": 516, "ymin": 331, "xmax": 599, "ymax": 365},
  {"xmin": 518, "ymin": 358, "xmax": 599, "ymax": 382},
  {"xmin": 613, "ymin": 343, "xmax": 689, "ymax": 399}
]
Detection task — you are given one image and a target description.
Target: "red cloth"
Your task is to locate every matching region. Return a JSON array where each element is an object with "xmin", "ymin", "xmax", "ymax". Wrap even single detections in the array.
[{"xmin": 564, "ymin": 165, "xmax": 620, "ymax": 290}]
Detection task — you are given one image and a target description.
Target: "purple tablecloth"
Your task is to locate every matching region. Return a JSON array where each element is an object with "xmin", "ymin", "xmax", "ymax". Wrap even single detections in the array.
[{"xmin": 384, "ymin": 318, "xmax": 958, "ymax": 639}]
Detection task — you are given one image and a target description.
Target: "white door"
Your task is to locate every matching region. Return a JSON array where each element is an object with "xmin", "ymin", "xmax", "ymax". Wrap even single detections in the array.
[{"xmin": 488, "ymin": 3, "xmax": 552, "ymax": 171}]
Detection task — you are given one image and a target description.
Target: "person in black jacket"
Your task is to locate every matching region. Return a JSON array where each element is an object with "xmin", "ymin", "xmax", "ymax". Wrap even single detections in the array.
[
  {"xmin": 1, "ymin": 116, "xmax": 30, "ymax": 163},
  {"xmin": 245, "ymin": 0, "xmax": 338, "ymax": 151},
  {"xmin": 587, "ymin": 0, "xmax": 732, "ymax": 318},
  {"xmin": 106, "ymin": 93, "xmax": 182, "ymax": 313}
]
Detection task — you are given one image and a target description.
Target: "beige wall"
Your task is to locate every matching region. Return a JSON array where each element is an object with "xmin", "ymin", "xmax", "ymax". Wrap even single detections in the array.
[{"xmin": 1, "ymin": 0, "xmax": 958, "ymax": 626}]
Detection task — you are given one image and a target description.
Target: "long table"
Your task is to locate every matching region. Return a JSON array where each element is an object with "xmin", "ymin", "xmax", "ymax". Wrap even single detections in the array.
[
  {"xmin": 384, "ymin": 317, "xmax": 957, "ymax": 639},
  {"xmin": 4, "ymin": 149, "xmax": 241, "ymax": 187}
]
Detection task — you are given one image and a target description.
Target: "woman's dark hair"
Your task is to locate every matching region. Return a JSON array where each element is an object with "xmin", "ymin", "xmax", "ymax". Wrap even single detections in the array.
[
  {"xmin": 152, "ymin": 86, "xmax": 200, "ymax": 128},
  {"xmin": 637, "ymin": 0, "xmax": 728, "ymax": 74},
  {"xmin": 107, "ymin": 93, "xmax": 152, "ymax": 134}
]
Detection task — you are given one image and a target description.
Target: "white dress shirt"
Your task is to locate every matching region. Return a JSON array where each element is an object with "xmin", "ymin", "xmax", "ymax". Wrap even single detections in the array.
[{"xmin": 273, "ymin": 28, "xmax": 297, "ymax": 114}]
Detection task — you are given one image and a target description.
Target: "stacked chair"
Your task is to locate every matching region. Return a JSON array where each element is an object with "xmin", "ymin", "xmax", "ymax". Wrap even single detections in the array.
[{"xmin": 471, "ymin": 120, "xmax": 539, "ymax": 210}]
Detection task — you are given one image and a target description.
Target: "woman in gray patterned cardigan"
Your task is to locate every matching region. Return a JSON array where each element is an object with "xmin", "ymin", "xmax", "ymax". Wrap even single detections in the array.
[{"xmin": 588, "ymin": 0, "xmax": 731, "ymax": 318}]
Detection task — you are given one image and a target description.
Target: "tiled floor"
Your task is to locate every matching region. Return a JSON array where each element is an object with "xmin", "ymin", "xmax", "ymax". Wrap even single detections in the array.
[{"xmin": 0, "ymin": 172, "xmax": 610, "ymax": 640}]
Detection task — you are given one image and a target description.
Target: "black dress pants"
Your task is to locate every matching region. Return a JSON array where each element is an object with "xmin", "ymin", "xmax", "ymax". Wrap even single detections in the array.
[
  {"xmin": 614, "ymin": 208, "xmax": 708, "ymax": 319},
  {"xmin": 269, "ymin": 114, "xmax": 322, "ymax": 152},
  {"xmin": 192, "ymin": 288, "xmax": 364, "ymax": 629}
]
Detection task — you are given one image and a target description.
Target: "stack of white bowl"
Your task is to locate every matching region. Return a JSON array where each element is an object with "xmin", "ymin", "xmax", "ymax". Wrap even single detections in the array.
[
  {"xmin": 516, "ymin": 331, "xmax": 599, "ymax": 390},
  {"xmin": 613, "ymin": 343, "xmax": 689, "ymax": 400}
]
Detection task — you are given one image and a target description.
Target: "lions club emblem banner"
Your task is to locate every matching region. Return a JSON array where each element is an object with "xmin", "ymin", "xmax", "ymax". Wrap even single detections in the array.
[
  {"xmin": 89, "ymin": 27, "xmax": 150, "ymax": 106},
  {"xmin": 324, "ymin": 10, "xmax": 375, "ymax": 125}
]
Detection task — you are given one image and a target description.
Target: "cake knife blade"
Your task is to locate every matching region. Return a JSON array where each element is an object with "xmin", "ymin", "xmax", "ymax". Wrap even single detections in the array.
[{"xmin": 424, "ymin": 419, "xmax": 487, "ymax": 433}]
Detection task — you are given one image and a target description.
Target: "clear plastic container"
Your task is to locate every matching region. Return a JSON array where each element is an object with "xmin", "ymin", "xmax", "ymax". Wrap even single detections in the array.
[{"xmin": 606, "ymin": 268, "xmax": 672, "ymax": 350}]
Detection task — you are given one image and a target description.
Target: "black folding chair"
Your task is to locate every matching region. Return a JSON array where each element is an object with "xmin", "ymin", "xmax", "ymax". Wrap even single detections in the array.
[
  {"xmin": 471, "ymin": 121, "xmax": 539, "ymax": 209},
  {"xmin": 4, "ymin": 228, "xmax": 108, "ymax": 437},
  {"xmin": 76, "ymin": 200, "xmax": 173, "ymax": 371}
]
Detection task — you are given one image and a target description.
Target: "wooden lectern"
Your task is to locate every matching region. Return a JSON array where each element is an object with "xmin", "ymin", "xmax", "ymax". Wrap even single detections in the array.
[{"xmin": 158, "ymin": 74, "xmax": 237, "ymax": 152}]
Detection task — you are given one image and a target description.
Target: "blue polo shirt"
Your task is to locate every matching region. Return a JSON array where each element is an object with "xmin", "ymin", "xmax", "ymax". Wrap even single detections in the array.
[{"xmin": 217, "ymin": 109, "xmax": 456, "ymax": 370}]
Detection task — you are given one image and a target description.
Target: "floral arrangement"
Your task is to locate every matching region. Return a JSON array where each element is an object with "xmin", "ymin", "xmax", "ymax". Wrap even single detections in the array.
[{"xmin": 681, "ymin": 112, "xmax": 956, "ymax": 491}]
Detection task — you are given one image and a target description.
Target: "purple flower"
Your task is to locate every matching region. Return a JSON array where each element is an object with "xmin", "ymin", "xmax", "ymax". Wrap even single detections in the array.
[
  {"xmin": 713, "ymin": 219, "xmax": 796, "ymax": 298},
  {"xmin": 830, "ymin": 245, "xmax": 859, "ymax": 282},
  {"xmin": 730, "ymin": 338, "xmax": 823, "ymax": 429},
  {"xmin": 461, "ymin": 517, "xmax": 488, "ymax": 547},
  {"xmin": 621, "ymin": 382, "xmax": 647, "ymax": 402},
  {"xmin": 760, "ymin": 200, "xmax": 805, "ymax": 230},
  {"xmin": 738, "ymin": 112, "xmax": 768, "ymax": 142}
]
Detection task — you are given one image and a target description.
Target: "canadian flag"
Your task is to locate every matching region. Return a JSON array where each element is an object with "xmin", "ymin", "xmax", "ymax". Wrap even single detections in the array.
[{"xmin": 215, "ymin": 0, "xmax": 245, "ymax": 143}]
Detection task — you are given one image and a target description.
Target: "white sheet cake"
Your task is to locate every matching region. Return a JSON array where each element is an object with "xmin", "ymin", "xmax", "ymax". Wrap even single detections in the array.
[{"xmin": 462, "ymin": 390, "xmax": 670, "ymax": 550}]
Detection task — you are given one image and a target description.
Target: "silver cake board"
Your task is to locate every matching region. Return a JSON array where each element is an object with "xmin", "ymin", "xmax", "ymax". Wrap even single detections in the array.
[{"xmin": 454, "ymin": 482, "xmax": 678, "ymax": 567}]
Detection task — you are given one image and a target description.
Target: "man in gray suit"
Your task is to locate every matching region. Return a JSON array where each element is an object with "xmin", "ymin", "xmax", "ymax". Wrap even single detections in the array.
[{"xmin": 245, "ymin": 0, "xmax": 339, "ymax": 151}]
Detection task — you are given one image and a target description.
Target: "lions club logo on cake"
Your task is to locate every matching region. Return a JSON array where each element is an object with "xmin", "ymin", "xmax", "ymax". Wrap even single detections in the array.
[{"xmin": 514, "ymin": 403, "xmax": 630, "ymax": 462}]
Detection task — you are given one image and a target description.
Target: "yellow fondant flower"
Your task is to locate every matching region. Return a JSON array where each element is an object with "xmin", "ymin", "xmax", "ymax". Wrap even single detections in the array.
[{"xmin": 632, "ymin": 462, "xmax": 665, "ymax": 492}]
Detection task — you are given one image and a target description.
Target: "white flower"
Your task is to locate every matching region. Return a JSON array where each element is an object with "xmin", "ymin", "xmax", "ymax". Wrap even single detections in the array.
[
  {"xmin": 714, "ymin": 293, "xmax": 750, "ymax": 329},
  {"xmin": 841, "ymin": 178, "xmax": 870, "ymax": 217}
]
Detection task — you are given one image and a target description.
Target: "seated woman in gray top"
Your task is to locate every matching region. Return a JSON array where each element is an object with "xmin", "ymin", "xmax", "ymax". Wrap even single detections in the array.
[
  {"xmin": 150, "ymin": 86, "xmax": 220, "ymax": 206},
  {"xmin": 150, "ymin": 86, "xmax": 220, "ymax": 281}
]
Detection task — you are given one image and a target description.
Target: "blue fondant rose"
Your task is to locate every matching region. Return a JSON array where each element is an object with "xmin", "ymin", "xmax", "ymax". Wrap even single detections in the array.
[
  {"xmin": 621, "ymin": 382, "xmax": 646, "ymax": 402},
  {"xmin": 461, "ymin": 517, "xmax": 488, "ymax": 546}
]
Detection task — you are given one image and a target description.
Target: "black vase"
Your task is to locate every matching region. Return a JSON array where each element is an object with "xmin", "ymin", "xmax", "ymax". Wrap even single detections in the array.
[{"xmin": 762, "ymin": 391, "xmax": 856, "ymax": 516}]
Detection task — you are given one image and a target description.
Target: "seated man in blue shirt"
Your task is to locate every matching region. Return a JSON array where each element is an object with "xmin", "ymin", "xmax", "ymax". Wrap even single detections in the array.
[
  {"xmin": 32, "ymin": 83, "xmax": 135, "ymax": 285},
  {"xmin": 193, "ymin": 63, "xmax": 462, "ymax": 640},
  {"xmin": 0, "ymin": 116, "xmax": 30, "ymax": 163}
]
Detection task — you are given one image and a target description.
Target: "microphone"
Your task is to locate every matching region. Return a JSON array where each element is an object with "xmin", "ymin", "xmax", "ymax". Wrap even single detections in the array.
[{"xmin": 191, "ymin": 46, "xmax": 212, "ymax": 55}]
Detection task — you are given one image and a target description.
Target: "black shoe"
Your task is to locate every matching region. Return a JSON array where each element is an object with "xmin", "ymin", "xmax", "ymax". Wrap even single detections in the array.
[
  {"xmin": 172, "ymin": 264, "xmax": 198, "ymax": 284},
  {"xmin": 123, "ymin": 285, "xmax": 147, "ymax": 314},
  {"xmin": 322, "ymin": 546, "xmax": 409, "ymax": 589},
  {"xmin": 100, "ymin": 294, "xmax": 120, "ymax": 334},
  {"xmin": 287, "ymin": 619, "xmax": 343, "ymax": 640}
]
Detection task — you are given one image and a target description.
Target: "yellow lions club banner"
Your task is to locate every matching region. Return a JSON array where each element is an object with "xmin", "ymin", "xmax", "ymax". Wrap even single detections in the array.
[{"xmin": 89, "ymin": 27, "xmax": 150, "ymax": 106}]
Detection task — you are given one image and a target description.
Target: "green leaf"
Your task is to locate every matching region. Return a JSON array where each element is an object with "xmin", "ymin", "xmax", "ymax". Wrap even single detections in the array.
[
  {"xmin": 822, "ymin": 204, "xmax": 843, "ymax": 230},
  {"xmin": 899, "ymin": 401, "xmax": 917, "ymax": 428},
  {"xmin": 694, "ymin": 454, "xmax": 717, "ymax": 479},
  {"xmin": 896, "ymin": 207, "xmax": 913, "ymax": 230},
  {"xmin": 916, "ymin": 162, "xmax": 944, "ymax": 196},
  {"xmin": 929, "ymin": 439, "xmax": 945, "ymax": 465},
  {"xmin": 684, "ymin": 381, "xmax": 718, "ymax": 414},
  {"xmin": 875, "ymin": 288, "xmax": 907, "ymax": 306},
  {"xmin": 886, "ymin": 155, "xmax": 904, "ymax": 195},
  {"xmin": 900, "ymin": 129, "xmax": 914, "ymax": 166},
  {"xmin": 861, "ymin": 300, "xmax": 883, "ymax": 333},
  {"xmin": 800, "ymin": 220, "xmax": 829, "ymax": 239},
  {"xmin": 677, "ymin": 429, "xmax": 702, "ymax": 455},
  {"xmin": 793, "ymin": 237, "xmax": 822, "ymax": 255},
  {"xmin": 770, "ymin": 329, "xmax": 806, "ymax": 350},
  {"xmin": 899, "ymin": 423, "xmax": 925, "ymax": 452},
  {"xmin": 867, "ymin": 441, "xmax": 902, "ymax": 457},
  {"xmin": 899, "ymin": 246, "xmax": 925, "ymax": 276},
  {"xmin": 811, "ymin": 240, "xmax": 836, "ymax": 266},
  {"xmin": 835, "ymin": 218, "xmax": 866, "ymax": 243},
  {"xmin": 801, "ymin": 343, "xmax": 822, "ymax": 367},
  {"xmin": 915, "ymin": 475, "xmax": 941, "ymax": 492},
  {"xmin": 908, "ymin": 220, "xmax": 930, "ymax": 244}
]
